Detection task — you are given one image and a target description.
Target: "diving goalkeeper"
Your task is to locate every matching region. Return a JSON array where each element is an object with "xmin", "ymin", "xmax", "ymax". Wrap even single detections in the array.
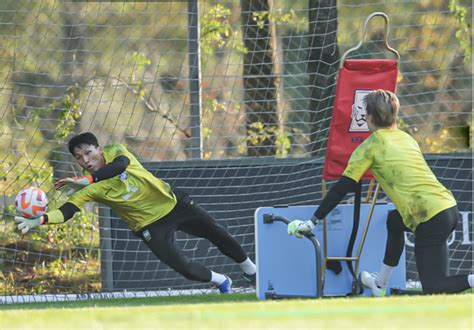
[
  {"xmin": 15, "ymin": 132, "xmax": 256, "ymax": 293},
  {"xmin": 288, "ymin": 90, "xmax": 473, "ymax": 295}
]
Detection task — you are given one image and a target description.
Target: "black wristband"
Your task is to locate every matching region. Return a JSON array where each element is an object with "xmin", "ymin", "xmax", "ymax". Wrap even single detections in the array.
[{"xmin": 59, "ymin": 202, "xmax": 80, "ymax": 222}]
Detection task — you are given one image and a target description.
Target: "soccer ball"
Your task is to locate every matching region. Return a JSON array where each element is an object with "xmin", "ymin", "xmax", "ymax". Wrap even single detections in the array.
[{"xmin": 15, "ymin": 187, "xmax": 48, "ymax": 219}]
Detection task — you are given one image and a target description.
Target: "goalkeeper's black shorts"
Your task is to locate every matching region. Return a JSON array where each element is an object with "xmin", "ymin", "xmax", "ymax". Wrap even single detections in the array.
[{"xmin": 133, "ymin": 191, "xmax": 247, "ymax": 282}]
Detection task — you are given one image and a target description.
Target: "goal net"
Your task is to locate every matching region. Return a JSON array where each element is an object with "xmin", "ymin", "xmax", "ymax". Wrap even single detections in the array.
[{"xmin": 0, "ymin": 0, "xmax": 471, "ymax": 302}]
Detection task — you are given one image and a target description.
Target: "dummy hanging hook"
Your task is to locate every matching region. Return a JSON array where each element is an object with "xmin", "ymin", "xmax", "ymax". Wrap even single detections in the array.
[{"xmin": 340, "ymin": 12, "xmax": 400, "ymax": 69}]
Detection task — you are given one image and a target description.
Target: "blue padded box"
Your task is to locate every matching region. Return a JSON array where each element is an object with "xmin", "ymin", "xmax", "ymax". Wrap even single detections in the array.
[{"xmin": 255, "ymin": 204, "xmax": 406, "ymax": 299}]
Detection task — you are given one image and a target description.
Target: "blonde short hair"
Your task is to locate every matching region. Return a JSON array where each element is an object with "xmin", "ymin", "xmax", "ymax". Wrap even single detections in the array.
[{"xmin": 364, "ymin": 90, "xmax": 400, "ymax": 128}]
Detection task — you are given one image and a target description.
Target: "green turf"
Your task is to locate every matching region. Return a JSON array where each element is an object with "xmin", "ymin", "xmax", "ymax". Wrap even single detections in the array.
[{"xmin": 0, "ymin": 293, "xmax": 472, "ymax": 329}]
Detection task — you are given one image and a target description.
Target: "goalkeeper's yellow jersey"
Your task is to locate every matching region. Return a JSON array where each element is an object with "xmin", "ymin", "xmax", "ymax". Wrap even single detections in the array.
[
  {"xmin": 68, "ymin": 144, "xmax": 177, "ymax": 231},
  {"xmin": 343, "ymin": 128, "xmax": 456, "ymax": 231}
]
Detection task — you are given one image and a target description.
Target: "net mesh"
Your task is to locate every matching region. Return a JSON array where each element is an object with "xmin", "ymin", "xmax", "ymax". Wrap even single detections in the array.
[{"xmin": 0, "ymin": 0, "xmax": 471, "ymax": 300}]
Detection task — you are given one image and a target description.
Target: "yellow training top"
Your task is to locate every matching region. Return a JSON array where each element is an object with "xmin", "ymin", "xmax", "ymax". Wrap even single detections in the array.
[
  {"xmin": 343, "ymin": 128, "xmax": 456, "ymax": 231},
  {"xmin": 68, "ymin": 144, "xmax": 177, "ymax": 231}
]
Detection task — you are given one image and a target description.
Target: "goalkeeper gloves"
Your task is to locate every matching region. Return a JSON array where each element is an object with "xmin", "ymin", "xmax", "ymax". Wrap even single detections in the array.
[
  {"xmin": 15, "ymin": 210, "xmax": 65, "ymax": 234},
  {"xmin": 15, "ymin": 215, "xmax": 45, "ymax": 234},
  {"xmin": 54, "ymin": 175, "xmax": 93, "ymax": 196},
  {"xmin": 287, "ymin": 219, "xmax": 316, "ymax": 238}
]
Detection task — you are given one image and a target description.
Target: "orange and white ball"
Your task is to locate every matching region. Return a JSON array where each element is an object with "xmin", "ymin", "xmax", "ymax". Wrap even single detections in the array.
[{"xmin": 15, "ymin": 187, "xmax": 48, "ymax": 219}]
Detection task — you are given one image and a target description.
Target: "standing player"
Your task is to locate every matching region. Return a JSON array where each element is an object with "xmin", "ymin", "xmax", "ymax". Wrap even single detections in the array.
[
  {"xmin": 288, "ymin": 90, "xmax": 473, "ymax": 295},
  {"xmin": 14, "ymin": 132, "xmax": 256, "ymax": 293}
]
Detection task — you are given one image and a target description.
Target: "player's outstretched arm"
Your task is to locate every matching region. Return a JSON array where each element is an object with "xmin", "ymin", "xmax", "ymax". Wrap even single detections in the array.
[
  {"xmin": 92, "ymin": 155, "xmax": 130, "ymax": 181},
  {"xmin": 55, "ymin": 176, "xmax": 93, "ymax": 190},
  {"xmin": 54, "ymin": 155, "xmax": 130, "ymax": 194},
  {"xmin": 15, "ymin": 202, "xmax": 80, "ymax": 234},
  {"xmin": 288, "ymin": 176, "xmax": 358, "ymax": 238},
  {"xmin": 312, "ymin": 176, "xmax": 358, "ymax": 220}
]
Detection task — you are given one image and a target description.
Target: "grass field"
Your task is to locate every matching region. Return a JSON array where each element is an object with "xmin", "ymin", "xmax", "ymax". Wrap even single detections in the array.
[{"xmin": 0, "ymin": 293, "xmax": 472, "ymax": 329}]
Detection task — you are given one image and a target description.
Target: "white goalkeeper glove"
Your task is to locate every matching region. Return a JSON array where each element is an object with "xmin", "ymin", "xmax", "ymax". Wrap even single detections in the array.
[
  {"xmin": 54, "ymin": 175, "xmax": 93, "ymax": 196},
  {"xmin": 15, "ymin": 215, "xmax": 45, "ymax": 234},
  {"xmin": 287, "ymin": 219, "xmax": 315, "ymax": 238}
]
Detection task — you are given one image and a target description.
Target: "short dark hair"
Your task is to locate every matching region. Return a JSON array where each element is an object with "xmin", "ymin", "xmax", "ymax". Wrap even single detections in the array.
[
  {"xmin": 68, "ymin": 132, "xmax": 99, "ymax": 155},
  {"xmin": 364, "ymin": 90, "xmax": 400, "ymax": 128}
]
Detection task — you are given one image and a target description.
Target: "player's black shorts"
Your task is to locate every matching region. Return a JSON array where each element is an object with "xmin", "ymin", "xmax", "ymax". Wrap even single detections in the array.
[{"xmin": 132, "ymin": 190, "xmax": 247, "ymax": 282}]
